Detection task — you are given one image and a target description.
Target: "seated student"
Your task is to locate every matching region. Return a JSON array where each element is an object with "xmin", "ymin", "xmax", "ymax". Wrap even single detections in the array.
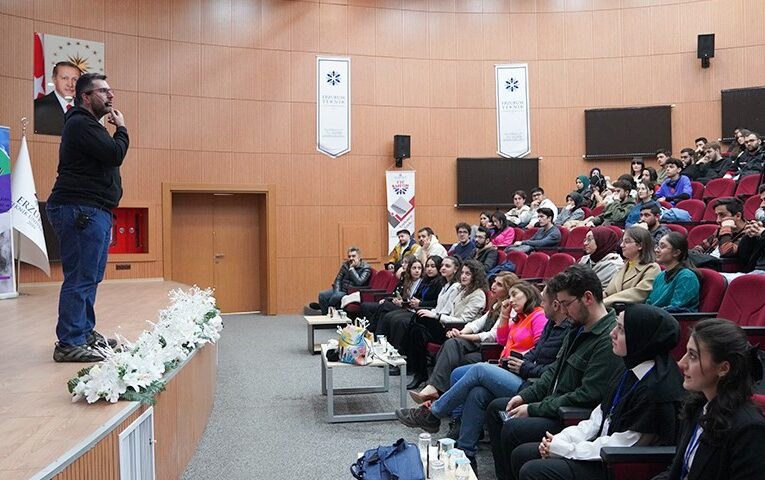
[
  {"xmin": 603, "ymin": 226, "xmax": 661, "ymax": 307},
  {"xmin": 727, "ymin": 131, "xmax": 765, "ymax": 179},
  {"xmin": 404, "ymin": 259, "xmax": 488, "ymax": 389},
  {"xmin": 625, "ymin": 181, "xmax": 657, "ymax": 227},
  {"xmin": 646, "ymin": 232, "xmax": 700, "ymax": 313},
  {"xmin": 387, "ymin": 228, "xmax": 420, "ymax": 266},
  {"xmin": 396, "ymin": 281, "xmax": 548, "ymax": 472},
  {"xmin": 636, "ymin": 202, "xmax": 671, "ymax": 247},
  {"xmin": 641, "ymin": 166, "xmax": 659, "ymax": 188},
  {"xmin": 416, "ymin": 227, "xmax": 449, "ymax": 264},
  {"xmin": 616, "ymin": 174, "xmax": 638, "ymax": 199},
  {"xmin": 689, "ymin": 198, "xmax": 747, "ymax": 269},
  {"xmin": 378, "ymin": 256, "xmax": 461, "ymax": 353},
  {"xmin": 574, "ymin": 176, "xmax": 593, "ymax": 207},
  {"xmin": 491, "ymin": 211, "xmax": 517, "ymax": 248},
  {"xmin": 735, "ymin": 185, "xmax": 765, "ymax": 276},
  {"xmin": 473, "ymin": 226, "xmax": 499, "ymax": 272},
  {"xmin": 581, "ymin": 180, "xmax": 635, "ymax": 227},
  {"xmin": 655, "ymin": 149, "xmax": 671, "ymax": 184},
  {"xmin": 588, "ymin": 173, "xmax": 610, "ymax": 208},
  {"xmin": 506, "ymin": 190, "xmax": 534, "ymax": 228},
  {"xmin": 656, "ymin": 158, "xmax": 692, "ymax": 206},
  {"xmin": 652, "ymin": 319, "xmax": 765, "ymax": 480},
  {"xmin": 512, "ymin": 304, "xmax": 685, "ymax": 480},
  {"xmin": 579, "ymin": 227, "xmax": 624, "ymax": 290},
  {"xmin": 506, "ymin": 208, "xmax": 561, "ymax": 254},
  {"xmin": 409, "ymin": 272, "xmax": 521, "ymax": 402},
  {"xmin": 527, "ymin": 188, "xmax": 559, "ymax": 228},
  {"xmin": 693, "ymin": 142, "xmax": 733, "ymax": 184},
  {"xmin": 313, "ymin": 246, "xmax": 372, "ymax": 314},
  {"xmin": 477, "ymin": 210, "xmax": 494, "ymax": 238},
  {"xmin": 630, "ymin": 157, "xmax": 645, "ymax": 185},
  {"xmin": 486, "ymin": 265, "xmax": 623, "ymax": 480},
  {"xmin": 361, "ymin": 256, "xmax": 423, "ymax": 328},
  {"xmin": 555, "ymin": 192, "xmax": 586, "ymax": 227},
  {"xmin": 448, "ymin": 222, "xmax": 476, "ymax": 260}
]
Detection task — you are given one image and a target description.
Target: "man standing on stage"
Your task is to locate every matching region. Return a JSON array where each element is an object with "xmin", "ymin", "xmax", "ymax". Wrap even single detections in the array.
[{"xmin": 47, "ymin": 73, "xmax": 129, "ymax": 362}]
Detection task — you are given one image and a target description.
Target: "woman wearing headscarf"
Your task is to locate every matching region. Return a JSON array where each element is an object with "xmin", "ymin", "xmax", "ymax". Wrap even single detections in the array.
[
  {"xmin": 555, "ymin": 192, "xmax": 586, "ymax": 227},
  {"xmin": 575, "ymin": 175, "xmax": 593, "ymax": 207},
  {"xmin": 579, "ymin": 227, "xmax": 624, "ymax": 289},
  {"xmin": 511, "ymin": 304, "xmax": 686, "ymax": 480}
]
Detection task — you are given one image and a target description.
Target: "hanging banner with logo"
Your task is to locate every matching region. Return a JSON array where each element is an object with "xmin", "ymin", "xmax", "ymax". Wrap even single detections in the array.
[
  {"xmin": 385, "ymin": 171, "xmax": 416, "ymax": 253},
  {"xmin": 495, "ymin": 64, "xmax": 531, "ymax": 158},
  {"xmin": 316, "ymin": 56, "xmax": 351, "ymax": 158},
  {"xmin": 0, "ymin": 126, "xmax": 18, "ymax": 299}
]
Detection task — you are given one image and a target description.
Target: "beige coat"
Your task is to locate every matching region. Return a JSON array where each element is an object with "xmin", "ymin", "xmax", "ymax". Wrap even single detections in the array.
[{"xmin": 603, "ymin": 261, "xmax": 661, "ymax": 307}]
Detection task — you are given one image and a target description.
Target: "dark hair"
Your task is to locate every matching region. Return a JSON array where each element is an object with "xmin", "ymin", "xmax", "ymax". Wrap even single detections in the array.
[
  {"xmin": 640, "ymin": 201, "xmax": 662, "ymax": 217},
  {"xmin": 480, "ymin": 211, "xmax": 493, "ymax": 221},
  {"xmin": 461, "ymin": 259, "xmax": 489, "ymax": 296},
  {"xmin": 455, "ymin": 222, "xmax": 471, "ymax": 234},
  {"xmin": 613, "ymin": 179, "xmax": 632, "ymax": 192},
  {"xmin": 638, "ymin": 180, "xmax": 656, "ymax": 196},
  {"xmin": 509, "ymin": 281, "xmax": 543, "ymax": 316},
  {"xmin": 491, "ymin": 211, "xmax": 508, "ymax": 231},
  {"xmin": 758, "ymin": 183, "xmax": 765, "ymax": 194},
  {"xmin": 617, "ymin": 174, "xmax": 636, "ymax": 190},
  {"xmin": 680, "ymin": 147, "xmax": 696, "ymax": 157},
  {"xmin": 475, "ymin": 226, "xmax": 490, "ymax": 239},
  {"xmin": 443, "ymin": 255, "xmax": 463, "ymax": 284},
  {"xmin": 513, "ymin": 190, "xmax": 527, "ymax": 200},
  {"xmin": 681, "ymin": 319, "xmax": 762, "ymax": 444},
  {"xmin": 624, "ymin": 226, "xmax": 656, "ymax": 264},
  {"xmin": 531, "ymin": 187, "xmax": 544, "ymax": 195},
  {"xmin": 714, "ymin": 197, "xmax": 744, "ymax": 217},
  {"xmin": 425, "ymin": 255, "xmax": 444, "ymax": 276},
  {"xmin": 695, "ymin": 137, "xmax": 708, "ymax": 144},
  {"xmin": 396, "ymin": 229, "xmax": 411, "ymax": 236},
  {"xmin": 53, "ymin": 61, "xmax": 80, "ymax": 78},
  {"xmin": 641, "ymin": 166, "xmax": 658, "ymax": 182},
  {"xmin": 348, "ymin": 246, "xmax": 361, "ymax": 255},
  {"xmin": 417, "ymin": 227, "xmax": 434, "ymax": 237},
  {"xmin": 659, "ymin": 231, "xmax": 697, "ymax": 280},
  {"xmin": 746, "ymin": 131, "xmax": 761, "ymax": 140},
  {"xmin": 655, "ymin": 149, "xmax": 671, "ymax": 157},
  {"xmin": 74, "ymin": 72, "xmax": 107, "ymax": 107},
  {"xmin": 665, "ymin": 158, "xmax": 684, "ymax": 169},
  {"xmin": 589, "ymin": 167, "xmax": 602, "ymax": 177},
  {"xmin": 537, "ymin": 207, "xmax": 554, "ymax": 220},
  {"xmin": 401, "ymin": 259, "xmax": 424, "ymax": 297},
  {"xmin": 548, "ymin": 263, "xmax": 604, "ymax": 303}
]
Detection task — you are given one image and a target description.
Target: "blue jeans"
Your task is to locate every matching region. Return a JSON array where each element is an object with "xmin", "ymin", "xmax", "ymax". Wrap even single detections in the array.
[
  {"xmin": 431, "ymin": 363, "xmax": 524, "ymax": 457},
  {"xmin": 318, "ymin": 288, "xmax": 345, "ymax": 314},
  {"xmin": 47, "ymin": 203, "xmax": 112, "ymax": 346}
]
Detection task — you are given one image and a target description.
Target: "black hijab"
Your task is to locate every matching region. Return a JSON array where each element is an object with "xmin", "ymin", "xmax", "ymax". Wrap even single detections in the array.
[{"xmin": 601, "ymin": 304, "xmax": 686, "ymax": 443}]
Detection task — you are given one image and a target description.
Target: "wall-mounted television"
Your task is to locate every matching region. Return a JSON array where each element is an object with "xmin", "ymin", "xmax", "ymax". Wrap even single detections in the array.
[
  {"xmin": 584, "ymin": 105, "xmax": 672, "ymax": 159},
  {"xmin": 456, "ymin": 157, "xmax": 539, "ymax": 208},
  {"xmin": 721, "ymin": 86, "xmax": 765, "ymax": 142}
]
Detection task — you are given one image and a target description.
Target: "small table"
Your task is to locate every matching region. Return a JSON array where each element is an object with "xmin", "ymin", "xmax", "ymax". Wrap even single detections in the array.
[
  {"xmin": 305, "ymin": 314, "xmax": 350, "ymax": 354},
  {"xmin": 321, "ymin": 344, "xmax": 408, "ymax": 423}
]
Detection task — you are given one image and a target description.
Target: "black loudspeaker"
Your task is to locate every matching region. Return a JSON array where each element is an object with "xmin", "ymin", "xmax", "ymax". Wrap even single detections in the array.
[
  {"xmin": 394, "ymin": 135, "xmax": 411, "ymax": 167},
  {"xmin": 697, "ymin": 33, "xmax": 715, "ymax": 68}
]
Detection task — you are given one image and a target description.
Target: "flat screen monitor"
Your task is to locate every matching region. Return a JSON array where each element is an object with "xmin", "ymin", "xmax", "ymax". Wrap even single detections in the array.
[
  {"xmin": 584, "ymin": 106, "xmax": 672, "ymax": 159},
  {"xmin": 721, "ymin": 86, "xmax": 765, "ymax": 142},
  {"xmin": 456, "ymin": 157, "xmax": 539, "ymax": 208}
]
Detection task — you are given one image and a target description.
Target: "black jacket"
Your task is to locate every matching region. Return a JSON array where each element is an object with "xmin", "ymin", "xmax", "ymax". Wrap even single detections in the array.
[
  {"xmin": 413, "ymin": 276, "xmax": 445, "ymax": 309},
  {"xmin": 655, "ymin": 402, "xmax": 765, "ymax": 480},
  {"xmin": 693, "ymin": 157, "xmax": 734, "ymax": 184},
  {"xmin": 48, "ymin": 107, "xmax": 129, "ymax": 209},
  {"xmin": 732, "ymin": 147, "xmax": 765, "ymax": 178},
  {"xmin": 33, "ymin": 91, "xmax": 66, "ymax": 136},
  {"xmin": 332, "ymin": 260, "xmax": 372, "ymax": 292},
  {"xmin": 736, "ymin": 231, "xmax": 765, "ymax": 272},
  {"xmin": 474, "ymin": 246, "xmax": 499, "ymax": 271},
  {"xmin": 519, "ymin": 319, "xmax": 572, "ymax": 380}
]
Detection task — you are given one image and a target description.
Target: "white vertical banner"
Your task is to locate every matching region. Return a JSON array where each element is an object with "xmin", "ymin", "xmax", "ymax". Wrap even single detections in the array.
[
  {"xmin": 385, "ymin": 171, "xmax": 416, "ymax": 253},
  {"xmin": 495, "ymin": 63, "xmax": 531, "ymax": 158},
  {"xmin": 316, "ymin": 56, "xmax": 351, "ymax": 158}
]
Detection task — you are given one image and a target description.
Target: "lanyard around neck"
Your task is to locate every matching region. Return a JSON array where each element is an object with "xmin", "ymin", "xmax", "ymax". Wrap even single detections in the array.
[
  {"xmin": 681, "ymin": 424, "xmax": 702, "ymax": 480},
  {"xmin": 608, "ymin": 366, "xmax": 654, "ymax": 420}
]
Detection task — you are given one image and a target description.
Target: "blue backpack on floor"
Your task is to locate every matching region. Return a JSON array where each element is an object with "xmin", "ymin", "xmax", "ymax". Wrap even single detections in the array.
[{"xmin": 351, "ymin": 438, "xmax": 425, "ymax": 480}]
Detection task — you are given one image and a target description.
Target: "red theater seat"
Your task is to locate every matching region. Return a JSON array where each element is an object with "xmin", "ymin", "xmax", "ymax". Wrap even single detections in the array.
[
  {"xmin": 735, "ymin": 174, "xmax": 760, "ymax": 199},
  {"xmin": 703, "ymin": 177, "xmax": 736, "ymax": 201},
  {"xmin": 505, "ymin": 250, "xmax": 527, "ymax": 276},
  {"xmin": 687, "ymin": 224, "xmax": 718, "ymax": 249},
  {"xmin": 521, "ymin": 252, "xmax": 549, "ymax": 279}
]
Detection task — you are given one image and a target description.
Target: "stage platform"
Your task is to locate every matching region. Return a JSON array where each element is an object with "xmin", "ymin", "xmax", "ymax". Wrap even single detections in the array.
[{"xmin": 0, "ymin": 280, "xmax": 215, "ymax": 480}]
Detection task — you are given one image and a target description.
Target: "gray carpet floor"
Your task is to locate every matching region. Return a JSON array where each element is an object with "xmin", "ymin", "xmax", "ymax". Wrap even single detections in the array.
[{"xmin": 182, "ymin": 314, "xmax": 499, "ymax": 479}]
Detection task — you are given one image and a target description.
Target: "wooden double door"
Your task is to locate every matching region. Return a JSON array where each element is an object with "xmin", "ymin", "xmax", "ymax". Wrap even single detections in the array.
[{"xmin": 171, "ymin": 193, "xmax": 264, "ymax": 313}]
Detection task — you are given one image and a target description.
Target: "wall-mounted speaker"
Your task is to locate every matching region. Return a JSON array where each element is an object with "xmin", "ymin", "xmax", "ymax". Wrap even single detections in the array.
[
  {"xmin": 394, "ymin": 135, "xmax": 410, "ymax": 167},
  {"xmin": 697, "ymin": 33, "xmax": 715, "ymax": 68}
]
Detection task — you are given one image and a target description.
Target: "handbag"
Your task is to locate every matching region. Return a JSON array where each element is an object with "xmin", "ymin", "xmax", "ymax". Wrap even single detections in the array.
[
  {"xmin": 337, "ymin": 322, "xmax": 374, "ymax": 366},
  {"xmin": 350, "ymin": 438, "xmax": 425, "ymax": 480}
]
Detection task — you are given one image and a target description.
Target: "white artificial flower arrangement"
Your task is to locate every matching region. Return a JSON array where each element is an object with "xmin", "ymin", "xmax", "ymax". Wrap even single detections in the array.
[{"xmin": 68, "ymin": 286, "xmax": 223, "ymax": 405}]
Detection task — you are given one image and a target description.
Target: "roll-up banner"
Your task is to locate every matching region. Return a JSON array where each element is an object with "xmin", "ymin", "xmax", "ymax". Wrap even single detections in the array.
[
  {"xmin": 495, "ymin": 64, "xmax": 531, "ymax": 158},
  {"xmin": 0, "ymin": 126, "xmax": 18, "ymax": 299},
  {"xmin": 385, "ymin": 171, "xmax": 416, "ymax": 253},
  {"xmin": 317, "ymin": 56, "xmax": 351, "ymax": 158}
]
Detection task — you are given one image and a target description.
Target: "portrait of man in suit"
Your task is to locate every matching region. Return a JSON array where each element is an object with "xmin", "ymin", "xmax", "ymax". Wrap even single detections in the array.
[{"xmin": 34, "ymin": 61, "xmax": 81, "ymax": 136}]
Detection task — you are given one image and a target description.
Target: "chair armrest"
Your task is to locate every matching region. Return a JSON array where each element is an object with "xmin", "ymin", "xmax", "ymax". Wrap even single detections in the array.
[
  {"xmin": 557, "ymin": 406, "xmax": 592, "ymax": 423},
  {"xmin": 480, "ymin": 342, "xmax": 503, "ymax": 362},
  {"xmin": 360, "ymin": 291, "xmax": 390, "ymax": 303},
  {"xmin": 522, "ymin": 276, "xmax": 544, "ymax": 283},
  {"xmin": 672, "ymin": 312, "xmax": 717, "ymax": 322},
  {"xmin": 742, "ymin": 326, "xmax": 765, "ymax": 336},
  {"xmin": 600, "ymin": 446, "xmax": 676, "ymax": 464}
]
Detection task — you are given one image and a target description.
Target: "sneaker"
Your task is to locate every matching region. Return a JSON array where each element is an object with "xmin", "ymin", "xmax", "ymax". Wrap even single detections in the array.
[
  {"xmin": 88, "ymin": 330, "xmax": 118, "ymax": 349},
  {"xmin": 395, "ymin": 406, "xmax": 441, "ymax": 434},
  {"xmin": 53, "ymin": 343, "xmax": 105, "ymax": 363},
  {"xmin": 446, "ymin": 417, "xmax": 461, "ymax": 440},
  {"xmin": 309, "ymin": 302, "xmax": 321, "ymax": 310}
]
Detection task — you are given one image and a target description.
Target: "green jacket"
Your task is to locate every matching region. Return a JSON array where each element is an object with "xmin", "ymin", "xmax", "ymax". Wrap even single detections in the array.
[
  {"xmin": 593, "ymin": 198, "xmax": 635, "ymax": 226},
  {"xmin": 519, "ymin": 309, "xmax": 621, "ymax": 418}
]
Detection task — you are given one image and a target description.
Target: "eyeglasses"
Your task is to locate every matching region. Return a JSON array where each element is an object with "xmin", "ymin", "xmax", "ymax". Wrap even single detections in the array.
[
  {"xmin": 583, "ymin": 236, "xmax": 594, "ymax": 243},
  {"xmin": 558, "ymin": 297, "xmax": 581, "ymax": 309},
  {"xmin": 84, "ymin": 87, "xmax": 114, "ymax": 95}
]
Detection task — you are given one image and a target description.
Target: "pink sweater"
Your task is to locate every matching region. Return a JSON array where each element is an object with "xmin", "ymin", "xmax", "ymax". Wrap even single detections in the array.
[
  {"xmin": 492, "ymin": 227, "xmax": 516, "ymax": 248},
  {"xmin": 496, "ymin": 306, "xmax": 548, "ymax": 358}
]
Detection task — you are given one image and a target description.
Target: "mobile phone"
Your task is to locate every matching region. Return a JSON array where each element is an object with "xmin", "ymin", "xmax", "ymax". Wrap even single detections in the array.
[
  {"xmin": 509, "ymin": 350, "xmax": 524, "ymax": 359},
  {"xmin": 498, "ymin": 411, "xmax": 511, "ymax": 422}
]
